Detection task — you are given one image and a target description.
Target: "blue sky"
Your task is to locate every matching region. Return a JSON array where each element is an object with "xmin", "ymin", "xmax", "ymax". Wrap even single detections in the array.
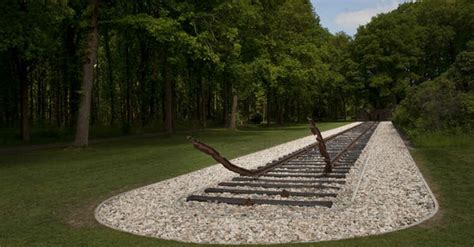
[{"xmin": 310, "ymin": 0, "xmax": 409, "ymax": 36}]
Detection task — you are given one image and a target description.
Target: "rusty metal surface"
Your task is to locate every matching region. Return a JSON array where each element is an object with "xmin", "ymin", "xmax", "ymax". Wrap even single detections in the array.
[
  {"xmin": 307, "ymin": 118, "xmax": 332, "ymax": 172},
  {"xmin": 187, "ymin": 136, "xmax": 254, "ymax": 176}
]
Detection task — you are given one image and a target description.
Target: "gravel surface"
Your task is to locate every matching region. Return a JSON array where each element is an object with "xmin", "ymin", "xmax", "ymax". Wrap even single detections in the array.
[{"xmin": 95, "ymin": 122, "xmax": 437, "ymax": 244}]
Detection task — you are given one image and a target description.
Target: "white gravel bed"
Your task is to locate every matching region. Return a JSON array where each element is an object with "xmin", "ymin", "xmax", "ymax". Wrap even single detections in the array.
[{"xmin": 95, "ymin": 122, "xmax": 437, "ymax": 244}]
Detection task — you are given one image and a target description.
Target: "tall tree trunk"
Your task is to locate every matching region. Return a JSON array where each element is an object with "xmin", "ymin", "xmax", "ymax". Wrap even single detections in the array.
[
  {"xmin": 37, "ymin": 72, "xmax": 44, "ymax": 124},
  {"xmin": 201, "ymin": 76, "xmax": 207, "ymax": 129},
  {"xmin": 14, "ymin": 49, "xmax": 30, "ymax": 141},
  {"xmin": 297, "ymin": 100, "xmax": 300, "ymax": 122},
  {"xmin": 20, "ymin": 65, "xmax": 30, "ymax": 141},
  {"xmin": 341, "ymin": 93, "xmax": 347, "ymax": 121},
  {"xmin": 266, "ymin": 91, "xmax": 270, "ymax": 127},
  {"xmin": 276, "ymin": 99, "xmax": 283, "ymax": 126},
  {"xmin": 104, "ymin": 28, "xmax": 115, "ymax": 125},
  {"xmin": 74, "ymin": 0, "xmax": 99, "ymax": 147},
  {"xmin": 229, "ymin": 92, "xmax": 238, "ymax": 129},
  {"xmin": 150, "ymin": 61, "xmax": 158, "ymax": 120},
  {"xmin": 56, "ymin": 81, "xmax": 61, "ymax": 126},
  {"xmin": 222, "ymin": 72, "xmax": 228, "ymax": 126},
  {"xmin": 125, "ymin": 44, "xmax": 132, "ymax": 125},
  {"xmin": 164, "ymin": 60, "xmax": 173, "ymax": 134},
  {"xmin": 138, "ymin": 40, "xmax": 149, "ymax": 126},
  {"xmin": 207, "ymin": 83, "xmax": 212, "ymax": 119},
  {"xmin": 65, "ymin": 25, "xmax": 79, "ymax": 127}
]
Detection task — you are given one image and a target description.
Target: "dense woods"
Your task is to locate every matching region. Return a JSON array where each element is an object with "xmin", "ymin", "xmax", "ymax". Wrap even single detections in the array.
[
  {"xmin": 352, "ymin": 0, "xmax": 474, "ymax": 134},
  {"xmin": 0, "ymin": 0, "xmax": 473, "ymax": 145}
]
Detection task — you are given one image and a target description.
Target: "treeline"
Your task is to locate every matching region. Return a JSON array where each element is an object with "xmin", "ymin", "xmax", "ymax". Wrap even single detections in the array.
[
  {"xmin": 1, "ymin": 0, "xmax": 473, "ymax": 145},
  {"xmin": 0, "ymin": 0, "xmax": 361, "ymax": 145},
  {"xmin": 349, "ymin": 0, "xmax": 474, "ymax": 133}
]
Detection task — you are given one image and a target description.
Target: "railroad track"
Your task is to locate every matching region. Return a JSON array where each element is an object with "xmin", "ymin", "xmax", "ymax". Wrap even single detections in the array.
[{"xmin": 186, "ymin": 121, "xmax": 378, "ymax": 208}]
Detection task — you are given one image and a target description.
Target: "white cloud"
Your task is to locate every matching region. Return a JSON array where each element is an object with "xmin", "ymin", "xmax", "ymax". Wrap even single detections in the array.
[{"xmin": 334, "ymin": 1, "xmax": 399, "ymax": 30}]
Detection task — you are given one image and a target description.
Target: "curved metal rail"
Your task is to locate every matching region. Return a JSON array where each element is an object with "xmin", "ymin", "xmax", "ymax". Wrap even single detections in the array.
[
  {"xmin": 187, "ymin": 136, "xmax": 254, "ymax": 176},
  {"xmin": 308, "ymin": 118, "xmax": 332, "ymax": 172}
]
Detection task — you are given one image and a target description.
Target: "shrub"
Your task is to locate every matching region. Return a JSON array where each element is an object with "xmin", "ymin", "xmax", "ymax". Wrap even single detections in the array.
[
  {"xmin": 121, "ymin": 122, "xmax": 132, "ymax": 134},
  {"xmin": 393, "ymin": 77, "xmax": 466, "ymax": 134},
  {"xmin": 250, "ymin": 113, "xmax": 263, "ymax": 124}
]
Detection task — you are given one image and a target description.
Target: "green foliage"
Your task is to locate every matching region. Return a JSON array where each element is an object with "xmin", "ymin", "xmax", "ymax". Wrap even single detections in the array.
[
  {"xmin": 1, "ymin": 0, "xmax": 472, "ymax": 143},
  {"xmin": 2, "ymin": 0, "xmax": 362, "ymax": 141},
  {"xmin": 394, "ymin": 38, "xmax": 474, "ymax": 134},
  {"xmin": 394, "ymin": 76, "xmax": 466, "ymax": 134},
  {"xmin": 250, "ymin": 112, "xmax": 263, "ymax": 124},
  {"xmin": 0, "ymin": 1, "xmax": 71, "ymax": 57},
  {"xmin": 448, "ymin": 40, "xmax": 474, "ymax": 92},
  {"xmin": 353, "ymin": 0, "xmax": 474, "ymax": 109}
]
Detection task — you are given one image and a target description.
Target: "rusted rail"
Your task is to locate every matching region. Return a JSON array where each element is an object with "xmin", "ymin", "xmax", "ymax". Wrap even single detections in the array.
[
  {"xmin": 308, "ymin": 118, "xmax": 377, "ymax": 174},
  {"xmin": 307, "ymin": 118, "xmax": 332, "ymax": 172},
  {"xmin": 187, "ymin": 136, "xmax": 253, "ymax": 176}
]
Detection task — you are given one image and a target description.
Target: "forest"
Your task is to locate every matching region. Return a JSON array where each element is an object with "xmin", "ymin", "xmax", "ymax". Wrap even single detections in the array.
[{"xmin": 0, "ymin": 0, "xmax": 473, "ymax": 146}]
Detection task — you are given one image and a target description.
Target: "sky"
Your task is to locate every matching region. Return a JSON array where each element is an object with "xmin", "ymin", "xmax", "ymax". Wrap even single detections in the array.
[{"xmin": 310, "ymin": 0, "xmax": 410, "ymax": 36}]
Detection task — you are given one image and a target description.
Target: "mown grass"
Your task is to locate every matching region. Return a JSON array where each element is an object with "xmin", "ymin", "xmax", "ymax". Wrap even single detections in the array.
[
  {"xmin": 0, "ymin": 121, "xmax": 315, "ymax": 147},
  {"xmin": 0, "ymin": 123, "xmax": 473, "ymax": 246},
  {"xmin": 0, "ymin": 123, "xmax": 344, "ymax": 246}
]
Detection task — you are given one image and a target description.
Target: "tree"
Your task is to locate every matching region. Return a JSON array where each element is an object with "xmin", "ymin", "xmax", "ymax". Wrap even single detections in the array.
[
  {"xmin": 0, "ymin": 1, "xmax": 69, "ymax": 141},
  {"xmin": 8, "ymin": 0, "xmax": 470, "ymax": 143},
  {"xmin": 353, "ymin": 0, "xmax": 474, "ymax": 110},
  {"xmin": 74, "ymin": 0, "xmax": 99, "ymax": 147}
]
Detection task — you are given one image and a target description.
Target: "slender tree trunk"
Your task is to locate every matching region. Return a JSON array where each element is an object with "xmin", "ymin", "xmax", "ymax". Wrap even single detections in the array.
[
  {"xmin": 65, "ymin": 26, "xmax": 79, "ymax": 127},
  {"xmin": 150, "ymin": 61, "xmax": 158, "ymax": 120},
  {"xmin": 37, "ymin": 73, "xmax": 43, "ymax": 123},
  {"xmin": 196, "ymin": 69, "xmax": 203, "ymax": 128},
  {"xmin": 164, "ymin": 60, "xmax": 173, "ymax": 134},
  {"xmin": 104, "ymin": 28, "xmax": 115, "ymax": 125},
  {"xmin": 74, "ymin": 0, "xmax": 99, "ymax": 147},
  {"xmin": 14, "ymin": 49, "xmax": 30, "ymax": 141},
  {"xmin": 317, "ymin": 95, "xmax": 322, "ymax": 121},
  {"xmin": 20, "ymin": 67, "xmax": 30, "ymax": 141},
  {"xmin": 229, "ymin": 93, "xmax": 238, "ymax": 129},
  {"xmin": 201, "ymin": 78, "xmax": 207, "ymax": 129},
  {"xmin": 341, "ymin": 94, "xmax": 347, "ymax": 121},
  {"xmin": 207, "ymin": 83, "xmax": 212, "ymax": 119},
  {"xmin": 125, "ymin": 45, "xmax": 132, "ymax": 125},
  {"xmin": 138, "ymin": 40, "xmax": 149, "ymax": 126},
  {"xmin": 276, "ymin": 99, "xmax": 283, "ymax": 126},
  {"xmin": 54, "ymin": 72, "xmax": 60, "ymax": 126},
  {"xmin": 297, "ymin": 100, "xmax": 300, "ymax": 122},
  {"xmin": 29, "ymin": 77, "xmax": 34, "ymax": 124},
  {"xmin": 222, "ymin": 72, "xmax": 228, "ymax": 126},
  {"xmin": 266, "ymin": 90, "xmax": 270, "ymax": 127}
]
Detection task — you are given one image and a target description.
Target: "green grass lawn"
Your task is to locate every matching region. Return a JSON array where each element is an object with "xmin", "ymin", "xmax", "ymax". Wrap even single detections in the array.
[{"xmin": 0, "ymin": 123, "xmax": 473, "ymax": 246}]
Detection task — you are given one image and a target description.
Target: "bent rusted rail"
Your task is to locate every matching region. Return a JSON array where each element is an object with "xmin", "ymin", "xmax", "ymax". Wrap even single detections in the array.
[
  {"xmin": 307, "ymin": 118, "xmax": 332, "ymax": 172},
  {"xmin": 187, "ymin": 136, "xmax": 254, "ymax": 176},
  {"xmin": 308, "ymin": 119, "xmax": 377, "ymax": 174},
  {"xmin": 188, "ymin": 135, "xmax": 318, "ymax": 177}
]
